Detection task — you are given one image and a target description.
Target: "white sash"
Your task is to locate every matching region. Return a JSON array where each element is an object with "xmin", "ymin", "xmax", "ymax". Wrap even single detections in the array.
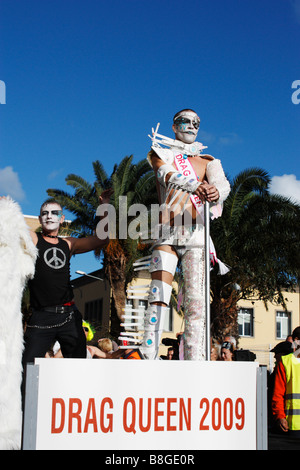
[
  {"xmin": 173, "ymin": 151, "xmax": 222, "ymax": 220},
  {"xmin": 173, "ymin": 152, "xmax": 204, "ymax": 217},
  {"xmin": 172, "ymin": 151, "xmax": 229, "ymax": 275}
]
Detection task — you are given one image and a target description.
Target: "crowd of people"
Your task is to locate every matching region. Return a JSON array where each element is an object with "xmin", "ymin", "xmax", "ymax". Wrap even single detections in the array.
[
  {"xmin": 155, "ymin": 329, "xmax": 300, "ymax": 438},
  {"xmin": 157, "ymin": 333, "xmax": 254, "ymax": 362}
]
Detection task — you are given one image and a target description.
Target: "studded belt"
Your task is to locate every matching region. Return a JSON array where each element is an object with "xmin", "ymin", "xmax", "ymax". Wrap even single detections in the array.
[{"xmin": 37, "ymin": 302, "xmax": 75, "ymax": 314}]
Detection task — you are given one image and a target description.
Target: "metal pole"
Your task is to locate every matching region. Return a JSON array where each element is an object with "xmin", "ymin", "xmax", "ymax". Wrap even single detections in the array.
[
  {"xmin": 204, "ymin": 201, "xmax": 211, "ymax": 360},
  {"xmin": 256, "ymin": 366, "xmax": 268, "ymax": 449}
]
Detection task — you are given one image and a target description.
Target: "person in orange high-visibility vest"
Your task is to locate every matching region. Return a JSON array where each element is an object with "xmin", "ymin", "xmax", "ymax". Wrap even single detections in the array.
[
  {"xmin": 121, "ymin": 349, "xmax": 143, "ymax": 359},
  {"xmin": 272, "ymin": 326, "xmax": 300, "ymax": 437}
]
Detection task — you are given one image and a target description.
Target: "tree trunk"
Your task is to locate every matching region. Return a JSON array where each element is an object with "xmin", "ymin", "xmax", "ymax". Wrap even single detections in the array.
[
  {"xmin": 104, "ymin": 240, "xmax": 127, "ymax": 340},
  {"xmin": 210, "ymin": 290, "xmax": 240, "ymax": 346},
  {"xmin": 109, "ymin": 278, "xmax": 127, "ymax": 340}
]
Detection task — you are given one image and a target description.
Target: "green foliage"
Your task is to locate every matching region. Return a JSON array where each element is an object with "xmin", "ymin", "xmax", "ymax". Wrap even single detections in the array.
[{"xmin": 211, "ymin": 167, "xmax": 300, "ymax": 310}]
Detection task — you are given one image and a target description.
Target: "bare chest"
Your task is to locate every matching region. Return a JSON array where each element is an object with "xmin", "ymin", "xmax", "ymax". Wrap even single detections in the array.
[{"xmin": 173, "ymin": 155, "xmax": 207, "ymax": 182}]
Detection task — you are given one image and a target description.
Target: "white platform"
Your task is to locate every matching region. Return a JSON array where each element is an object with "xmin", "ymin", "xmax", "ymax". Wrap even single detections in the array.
[{"xmin": 22, "ymin": 359, "xmax": 267, "ymax": 450}]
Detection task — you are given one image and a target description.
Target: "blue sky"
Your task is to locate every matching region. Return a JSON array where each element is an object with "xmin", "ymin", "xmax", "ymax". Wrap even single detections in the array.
[{"xmin": 1, "ymin": 0, "xmax": 300, "ymax": 278}]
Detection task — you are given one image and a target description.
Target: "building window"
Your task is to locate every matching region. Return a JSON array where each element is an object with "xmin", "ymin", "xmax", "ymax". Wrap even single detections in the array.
[
  {"xmin": 238, "ymin": 308, "xmax": 254, "ymax": 337},
  {"xmin": 276, "ymin": 311, "xmax": 291, "ymax": 339},
  {"xmin": 85, "ymin": 298, "xmax": 103, "ymax": 324}
]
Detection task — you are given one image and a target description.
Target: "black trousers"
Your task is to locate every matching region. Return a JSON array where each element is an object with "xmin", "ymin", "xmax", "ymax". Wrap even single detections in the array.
[
  {"xmin": 22, "ymin": 308, "xmax": 87, "ymax": 409},
  {"xmin": 22, "ymin": 308, "xmax": 87, "ymax": 364}
]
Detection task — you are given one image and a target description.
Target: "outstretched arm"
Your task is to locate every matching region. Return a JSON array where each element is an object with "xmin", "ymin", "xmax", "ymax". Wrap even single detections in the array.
[{"xmin": 66, "ymin": 189, "xmax": 113, "ymax": 256}]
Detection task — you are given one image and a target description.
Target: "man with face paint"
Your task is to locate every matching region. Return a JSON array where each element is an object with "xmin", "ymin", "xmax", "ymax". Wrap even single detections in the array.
[
  {"xmin": 22, "ymin": 193, "xmax": 110, "ymax": 383},
  {"xmin": 122, "ymin": 109, "xmax": 230, "ymax": 361}
]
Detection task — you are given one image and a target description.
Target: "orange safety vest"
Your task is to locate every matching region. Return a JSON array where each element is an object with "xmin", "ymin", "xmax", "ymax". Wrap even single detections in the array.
[
  {"xmin": 121, "ymin": 349, "xmax": 143, "ymax": 360},
  {"xmin": 281, "ymin": 353, "xmax": 300, "ymax": 431}
]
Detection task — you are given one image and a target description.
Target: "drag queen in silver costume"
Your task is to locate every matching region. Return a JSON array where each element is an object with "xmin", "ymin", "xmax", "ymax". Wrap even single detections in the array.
[{"xmin": 120, "ymin": 109, "xmax": 230, "ymax": 360}]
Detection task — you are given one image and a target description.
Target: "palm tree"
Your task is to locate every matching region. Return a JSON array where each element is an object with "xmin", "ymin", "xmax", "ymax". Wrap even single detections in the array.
[
  {"xmin": 210, "ymin": 167, "xmax": 300, "ymax": 344},
  {"xmin": 47, "ymin": 156, "xmax": 158, "ymax": 339}
]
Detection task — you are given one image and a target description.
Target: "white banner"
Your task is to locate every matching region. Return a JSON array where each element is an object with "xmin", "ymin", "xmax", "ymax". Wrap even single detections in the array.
[{"xmin": 29, "ymin": 359, "xmax": 258, "ymax": 450}]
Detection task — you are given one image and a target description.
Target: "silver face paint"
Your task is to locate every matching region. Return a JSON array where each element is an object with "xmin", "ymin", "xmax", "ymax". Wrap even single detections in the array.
[
  {"xmin": 40, "ymin": 203, "xmax": 63, "ymax": 232},
  {"xmin": 173, "ymin": 111, "xmax": 200, "ymax": 144}
]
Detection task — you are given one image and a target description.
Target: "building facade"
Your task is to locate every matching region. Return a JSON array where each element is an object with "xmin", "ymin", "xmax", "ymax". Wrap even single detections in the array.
[{"xmin": 238, "ymin": 288, "xmax": 300, "ymax": 370}]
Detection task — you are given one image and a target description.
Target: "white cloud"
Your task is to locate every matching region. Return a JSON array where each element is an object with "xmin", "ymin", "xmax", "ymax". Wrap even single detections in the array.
[
  {"xmin": 0, "ymin": 166, "xmax": 26, "ymax": 201},
  {"xmin": 218, "ymin": 132, "xmax": 242, "ymax": 146},
  {"xmin": 198, "ymin": 130, "xmax": 242, "ymax": 147},
  {"xmin": 198, "ymin": 130, "xmax": 215, "ymax": 144},
  {"xmin": 47, "ymin": 168, "xmax": 64, "ymax": 181},
  {"xmin": 270, "ymin": 174, "xmax": 300, "ymax": 204}
]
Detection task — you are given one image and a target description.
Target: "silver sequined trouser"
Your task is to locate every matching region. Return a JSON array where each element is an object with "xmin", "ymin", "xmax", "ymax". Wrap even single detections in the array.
[{"xmin": 181, "ymin": 247, "xmax": 206, "ymax": 360}]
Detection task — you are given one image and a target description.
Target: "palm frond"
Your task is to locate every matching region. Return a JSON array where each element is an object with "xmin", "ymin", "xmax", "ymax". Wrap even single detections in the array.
[{"xmin": 92, "ymin": 160, "xmax": 109, "ymax": 188}]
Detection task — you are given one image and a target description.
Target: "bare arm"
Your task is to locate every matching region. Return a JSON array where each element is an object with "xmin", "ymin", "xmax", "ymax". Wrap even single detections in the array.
[
  {"xmin": 29, "ymin": 217, "xmax": 106, "ymax": 253},
  {"xmin": 87, "ymin": 346, "xmax": 125, "ymax": 359},
  {"xmin": 65, "ymin": 189, "xmax": 113, "ymax": 256},
  {"xmin": 87, "ymin": 346, "xmax": 108, "ymax": 358},
  {"xmin": 67, "ymin": 233, "xmax": 108, "ymax": 256},
  {"xmin": 30, "ymin": 230, "xmax": 38, "ymax": 245}
]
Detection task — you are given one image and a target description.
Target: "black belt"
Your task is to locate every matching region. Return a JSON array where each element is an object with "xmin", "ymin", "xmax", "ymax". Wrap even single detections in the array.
[{"xmin": 37, "ymin": 304, "xmax": 75, "ymax": 314}]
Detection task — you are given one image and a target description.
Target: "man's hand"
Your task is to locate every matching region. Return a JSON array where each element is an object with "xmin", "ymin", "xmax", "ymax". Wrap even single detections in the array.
[
  {"xmin": 194, "ymin": 182, "xmax": 219, "ymax": 203},
  {"xmin": 277, "ymin": 418, "xmax": 289, "ymax": 432}
]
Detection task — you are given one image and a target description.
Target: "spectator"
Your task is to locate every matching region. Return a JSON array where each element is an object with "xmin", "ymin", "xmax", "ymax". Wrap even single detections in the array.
[
  {"xmin": 286, "ymin": 335, "xmax": 293, "ymax": 344},
  {"xmin": 223, "ymin": 334, "xmax": 237, "ymax": 349},
  {"xmin": 268, "ymin": 340, "xmax": 293, "ymax": 431},
  {"xmin": 270, "ymin": 341, "xmax": 293, "ymax": 366},
  {"xmin": 162, "ymin": 336, "xmax": 180, "ymax": 360},
  {"xmin": 220, "ymin": 341, "xmax": 235, "ymax": 361},
  {"xmin": 167, "ymin": 347, "xmax": 175, "ymax": 360},
  {"xmin": 272, "ymin": 326, "xmax": 300, "ymax": 437},
  {"xmin": 211, "ymin": 339, "xmax": 221, "ymax": 361},
  {"xmin": 120, "ymin": 348, "xmax": 144, "ymax": 359},
  {"xmin": 98, "ymin": 338, "xmax": 113, "ymax": 354},
  {"xmin": 87, "ymin": 338, "xmax": 113, "ymax": 359},
  {"xmin": 82, "ymin": 321, "xmax": 95, "ymax": 343},
  {"xmin": 87, "ymin": 344, "xmax": 143, "ymax": 359}
]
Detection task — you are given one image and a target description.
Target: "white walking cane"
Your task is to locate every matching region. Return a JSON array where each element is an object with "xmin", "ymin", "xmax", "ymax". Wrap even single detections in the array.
[{"xmin": 204, "ymin": 201, "xmax": 211, "ymax": 361}]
